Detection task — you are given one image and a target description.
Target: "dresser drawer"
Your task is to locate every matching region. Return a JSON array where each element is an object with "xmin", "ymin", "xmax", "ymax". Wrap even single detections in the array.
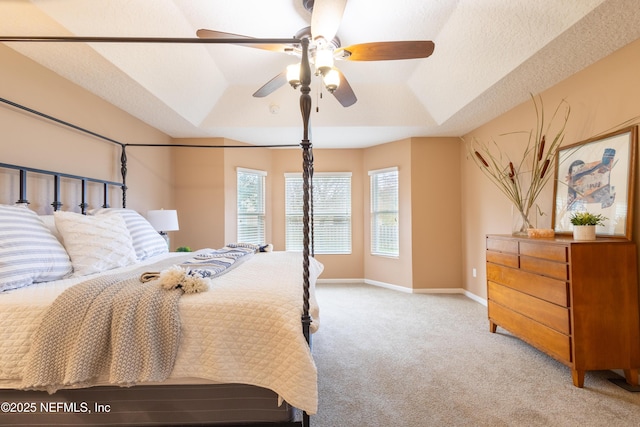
[
  {"xmin": 486, "ymin": 238, "xmax": 518, "ymax": 254},
  {"xmin": 520, "ymin": 256, "xmax": 569, "ymax": 280},
  {"xmin": 520, "ymin": 241, "xmax": 567, "ymax": 262},
  {"xmin": 486, "ymin": 250, "xmax": 519, "ymax": 268},
  {"xmin": 488, "ymin": 281, "xmax": 570, "ymax": 334},
  {"xmin": 487, "ymin": 263, "xmax": 569, "ymax": 307},
  {"xmin": 489, "ymin": 301, "xmax": 571, "ymax": 363}
]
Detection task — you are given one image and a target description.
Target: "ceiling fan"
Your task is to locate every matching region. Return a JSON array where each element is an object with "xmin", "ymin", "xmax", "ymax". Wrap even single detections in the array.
[{"xmin": 196, "ymin": 0, "xmax": 435, "ymax": 108}]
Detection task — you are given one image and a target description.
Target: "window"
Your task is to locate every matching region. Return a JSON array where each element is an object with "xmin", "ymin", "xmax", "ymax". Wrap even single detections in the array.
[
  {"xmin": 237, "ymin": 168, "xmax": 266, "ymax": 244},
  {"xmin": 285, "ymin": 172, "xmax": 351, "ymax": 254},
  {"xmin": 370, "ymin": 167, "xmax": 399, "ymax": 256}
]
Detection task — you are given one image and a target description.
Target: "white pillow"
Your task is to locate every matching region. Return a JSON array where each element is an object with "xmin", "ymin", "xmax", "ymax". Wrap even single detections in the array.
[
  {"xmin": 91, "ymin": 208, "xmax": 168, "ymax": 260},
  {"xmin": 39, "ymin": 214, "xmax": 63, "ymax": 242},
  {"xmin": 54, "ymin": 211, "xmax": 137, "ymax": 277},
  {"xmin": 0, "ymin": 205, "xmax": 72, "ymax": 292}
]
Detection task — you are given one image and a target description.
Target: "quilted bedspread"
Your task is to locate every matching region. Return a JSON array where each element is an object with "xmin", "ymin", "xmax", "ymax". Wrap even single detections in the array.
[
  {"xmin": 0, "ymin": 251, "xmax": 323, "ymax": 414},
  {"xmin": 19, "ymin": 255, "xmax": 194, "ymax": 394}
]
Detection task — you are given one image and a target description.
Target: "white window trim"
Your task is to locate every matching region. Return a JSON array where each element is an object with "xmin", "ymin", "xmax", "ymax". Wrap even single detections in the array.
[
  {"xmin": 368, "ymin": 166, "xmax": 398, "ymax": 176},
  {"xmin": 369, "ymin": 166, "xmax": 399, "ymax": 258},
  {"xmin": 237, "ymin": 167, "xmax": 267, "ymax": 245},
  {"xmin": 238, "ymin": 167, "xmax": 267, "ymax": 176}
]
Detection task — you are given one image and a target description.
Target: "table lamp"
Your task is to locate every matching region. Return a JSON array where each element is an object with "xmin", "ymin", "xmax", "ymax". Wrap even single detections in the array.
[{"xmin": 147, "ymin": 209, "xmax": 179, "ymax": 249}]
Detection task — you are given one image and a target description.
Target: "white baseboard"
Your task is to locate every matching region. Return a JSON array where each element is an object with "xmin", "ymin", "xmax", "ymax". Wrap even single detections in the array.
[
  {"xmin": 463, "ymin": 290, "xmax": 488, "ymax": 306},
  {"xmin": 318, "ymin": 278, "xmax": 487, "ymax": 305},
  {"xmin": 317, "ymin": 278, "xmax": 364, "ymax": 285}
]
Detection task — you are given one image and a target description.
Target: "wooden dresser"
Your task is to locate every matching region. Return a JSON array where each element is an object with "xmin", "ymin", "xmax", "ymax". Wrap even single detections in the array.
[{"xmin": 486, "ymin": 234, "xmax": 640, "ymax": 387}]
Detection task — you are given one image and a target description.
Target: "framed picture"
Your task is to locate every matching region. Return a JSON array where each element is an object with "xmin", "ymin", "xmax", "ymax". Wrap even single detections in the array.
[{"xmin": 552, "ymin": 125, "xmax": 637, "ymax": 240}]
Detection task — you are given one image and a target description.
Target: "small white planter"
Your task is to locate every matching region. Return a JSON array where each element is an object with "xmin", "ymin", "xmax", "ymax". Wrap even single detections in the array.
[{"xmin": 573, "ymin": 225, "xmax": 596, "ymax": 241}]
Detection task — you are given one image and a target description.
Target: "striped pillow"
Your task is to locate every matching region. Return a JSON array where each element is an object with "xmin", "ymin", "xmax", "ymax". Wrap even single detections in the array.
[
  {"xmin": 0, "ymin": 205, "xmax": 73, "ymax": 292},
  {"xmin": 92, "ymin": 208, "xmax": 168, "ymax": 260}
]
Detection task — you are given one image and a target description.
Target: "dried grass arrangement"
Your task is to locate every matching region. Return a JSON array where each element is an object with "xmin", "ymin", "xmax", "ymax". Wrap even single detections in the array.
[{"xmin": 466, "ymin": 94, "xmax": 571, "ymax": 234}]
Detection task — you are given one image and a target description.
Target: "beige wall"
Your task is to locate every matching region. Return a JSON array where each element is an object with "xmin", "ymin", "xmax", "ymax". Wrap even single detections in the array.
[
  {"xmin": 0, "ymin": 44, "xmax": 174, "ymax": 216},
  {"xmin": 461, "ymin": 37, "xmax": 640, "ymax": 299},
  {"xmin": 363, "ymin": 139, "xmax": 414, "ymax": 289},
  {"xmin": 170, "ymin": 138, "xmax": 226, "ymax": 251},
  {"xmin": 411, "ymin": 137, "xmax": 462, "ymax": 290}
]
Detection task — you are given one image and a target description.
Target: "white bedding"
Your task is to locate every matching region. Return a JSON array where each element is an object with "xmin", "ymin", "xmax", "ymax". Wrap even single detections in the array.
[{"xmin": 0, "ymin": 250, "xmax": 323, "ymax": 414}]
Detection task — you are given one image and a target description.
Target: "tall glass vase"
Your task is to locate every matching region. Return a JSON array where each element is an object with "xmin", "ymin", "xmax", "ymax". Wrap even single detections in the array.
[{"xmin": 511, "ymin": 205, "xmax": 533, "ymax": 235}]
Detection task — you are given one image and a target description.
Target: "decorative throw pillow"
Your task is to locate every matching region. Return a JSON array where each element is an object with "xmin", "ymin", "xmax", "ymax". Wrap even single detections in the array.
[
  {"xmin": 91, "ymin": 208, "xmax": 168, "ymax": 260},
  {"xmin": 0, "ymin": 205, "xmax": 73, "ymax": 292},
  {"xmin": 39, "ymin": 214, "xmax": 63, "ymax": 242},
  {"xmin": 54, "ymin": 211, "xmax": 137, "ymax": 276}
]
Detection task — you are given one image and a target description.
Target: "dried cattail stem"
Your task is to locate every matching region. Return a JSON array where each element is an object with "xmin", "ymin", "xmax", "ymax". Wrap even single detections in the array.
[
  {"xmin": 509, "ymin": 162, "xmax": 515, "ymax": 177},
  {"xmin": 538, "ymin": 135, "xmax": 546, "ymax": 161},
  {"xmin": 540, "ymin": 159, "xmax": 550, "ymax": 178},
  {"xmin": 475, "ymin": 151, "xmax": 489, "ymax": 167}
]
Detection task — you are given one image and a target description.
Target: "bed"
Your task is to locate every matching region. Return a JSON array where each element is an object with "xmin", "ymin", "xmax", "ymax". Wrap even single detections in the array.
[
  {"xmin": 0, "ymin": 37, "xmax": 319, "ymax": 426},
  {"xmin": 0, "ymin": 206, "xmax": 323, "ymax": 424}
]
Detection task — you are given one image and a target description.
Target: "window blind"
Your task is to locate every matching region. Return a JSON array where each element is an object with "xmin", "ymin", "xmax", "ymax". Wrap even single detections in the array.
[
  {"xmin": 369, "ymin": 167, "xmax": 399, "ymax": 256},
  {"xmin": 237, "ymin": 168, "xmax": 266, "ymax": 244},
  {"xmin": 285, "ymin": 172, "xmax": 351, "ymax": 254}
]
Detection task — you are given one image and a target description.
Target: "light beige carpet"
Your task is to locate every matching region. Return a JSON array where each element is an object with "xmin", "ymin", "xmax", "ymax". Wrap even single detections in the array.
[{"xmin": 311, "ymin": 283, "xmax": 640, "ymax": 427}]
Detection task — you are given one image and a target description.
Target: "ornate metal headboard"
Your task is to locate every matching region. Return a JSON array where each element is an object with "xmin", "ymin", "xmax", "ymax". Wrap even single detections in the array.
[{"xmin": 0, "ymin": 162, "xmax": 125, "ymax": 214}]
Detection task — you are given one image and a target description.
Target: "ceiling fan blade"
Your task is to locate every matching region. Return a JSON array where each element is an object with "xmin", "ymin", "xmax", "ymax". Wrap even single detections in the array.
[
  {"xmin": 197, "ymin": 29, "xmax": 291, "ymax": 53},
  {"xmin": 332, "ymin": 68, "xmax": 357, "ymax": 107},
  {"xmin": 311, "ymin": 0, "xmax": 347, "ymax": 42},
  {"xmin": 252, "ymin": 71, "xmax": 288, "ymax": 98},
  {"xmin": 339, "ymin": 40, "xmax": 435, "ymax": 61}
]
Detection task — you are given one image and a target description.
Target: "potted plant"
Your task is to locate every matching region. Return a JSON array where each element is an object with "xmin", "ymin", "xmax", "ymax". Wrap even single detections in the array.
[{"xmin": 569, "ymin": 212, "xmax": 607, "ymax": 241}]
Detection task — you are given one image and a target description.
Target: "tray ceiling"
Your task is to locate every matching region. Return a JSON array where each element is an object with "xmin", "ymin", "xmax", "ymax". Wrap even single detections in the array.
[{"xmin": 2, "ymin": 0, "xmax": 640, "ymax": 148}]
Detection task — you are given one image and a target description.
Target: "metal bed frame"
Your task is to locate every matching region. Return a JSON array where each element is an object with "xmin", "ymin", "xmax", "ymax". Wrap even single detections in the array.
[{"xmin": 0, "ymin": 37, "xmax": 316, "ymax": 427}]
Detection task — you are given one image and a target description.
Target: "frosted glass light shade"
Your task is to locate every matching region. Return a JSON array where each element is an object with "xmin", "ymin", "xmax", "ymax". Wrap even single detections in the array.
[
  {"xmin": 286, "ymin": 62, "xmax": 301, "ymax": 87},
  {"xmin": 315, "ymin": 48, "xmax": 334, "ymax": 75},
  {"xmin": 323, "ymin": 68, "xmax": 340, "ymax": 93},
  {"xmin": 147, "ymin": 209, "xmax": 179, "ymax": 233}
]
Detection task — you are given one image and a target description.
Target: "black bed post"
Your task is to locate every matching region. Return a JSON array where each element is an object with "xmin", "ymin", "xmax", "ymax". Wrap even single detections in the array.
[
  {"xmin": 299, "ymin": 36, "xmax": 313, "ymax": 427},
  {"xmin": 121, "ymin": 145, "xmax": 128, "ymax": 208}
]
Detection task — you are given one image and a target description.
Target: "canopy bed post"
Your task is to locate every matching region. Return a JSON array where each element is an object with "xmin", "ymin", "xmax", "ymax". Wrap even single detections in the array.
[
  {"xmin": 121, "ymin": 145, "xmax": 128, "ymax": 208},
  {"xmin": 299, "ymin": 36, "xmax": 313, "ymax": 427},
  {"xmin": 299, "ymin": 36, "xmax": 312, "ymax": 340}
]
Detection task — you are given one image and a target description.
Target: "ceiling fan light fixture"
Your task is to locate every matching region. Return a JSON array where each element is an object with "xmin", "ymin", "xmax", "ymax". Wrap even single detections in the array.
[
  {"xmin": 286, "ymin": 62, "xmax": 301, "ymax": 88},
  {"xmin": 323, "ymin": 68, "xmax": 340, "ymax": 93},
  {"xmin": 315, "ymin": 47, "xmax": 334, "ymax": 75}
]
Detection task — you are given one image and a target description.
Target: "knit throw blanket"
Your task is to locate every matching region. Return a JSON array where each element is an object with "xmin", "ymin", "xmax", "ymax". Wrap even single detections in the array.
[{"xmin": 20, "ymin": 255, "xmax": 195, "ymax": 394}]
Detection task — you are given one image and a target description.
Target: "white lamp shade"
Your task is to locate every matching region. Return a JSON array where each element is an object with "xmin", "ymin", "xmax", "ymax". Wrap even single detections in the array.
[
  {"xmin": 286, "ymin": 62, "xmax": 301, "ymax": 86},
  {"xmin": 323, "ymin": 68, "xmax": 340, "ymax": 92},
  {"xmin": 147, "ymin": 209, "xmax": 179, "ymax": 232},
  {"xmin": 315, "ymin": 48, "xmax": 334, "ymax": 75}
]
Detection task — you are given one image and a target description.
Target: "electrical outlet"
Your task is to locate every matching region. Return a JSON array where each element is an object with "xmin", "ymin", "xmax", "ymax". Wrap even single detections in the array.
[{"xmin": 472, "ymin": 268, "xmax": 477, "ymax": 278}]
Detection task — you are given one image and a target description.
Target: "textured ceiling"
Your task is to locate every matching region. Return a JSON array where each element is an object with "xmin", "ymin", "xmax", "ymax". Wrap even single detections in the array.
[{"xmin": 2, "ymin": 0, "xmax": 640, "ymax": 148}]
